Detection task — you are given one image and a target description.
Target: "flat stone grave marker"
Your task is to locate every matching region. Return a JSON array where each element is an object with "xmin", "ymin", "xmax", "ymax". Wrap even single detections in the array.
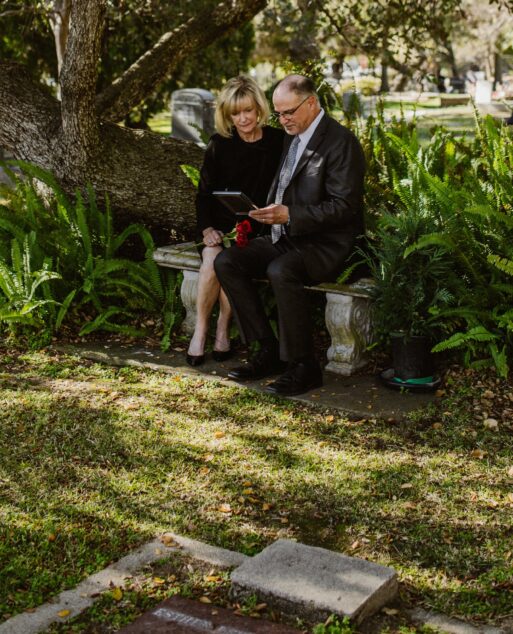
[
  {"xmin": 118, "ymin": 595, "xmax": 302, "ymax": 633},
  {"xmin": 231, "ymin": 539, "xmax": 398, "ymax": 624}
]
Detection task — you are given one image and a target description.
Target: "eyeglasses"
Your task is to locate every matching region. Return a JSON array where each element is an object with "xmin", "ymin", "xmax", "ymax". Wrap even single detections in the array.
[{"xmin": 272, "ymin": 96, "xmax": 311, "ymax": 121}]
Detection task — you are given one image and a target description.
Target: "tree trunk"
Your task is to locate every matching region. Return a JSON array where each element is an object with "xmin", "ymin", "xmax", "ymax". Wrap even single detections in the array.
[{"xmin": 0, "ymin": 0, "xmax": 267, "ymax": 239}]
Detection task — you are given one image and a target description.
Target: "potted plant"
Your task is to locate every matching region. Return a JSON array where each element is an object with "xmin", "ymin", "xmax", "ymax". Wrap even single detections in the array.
[{"xmin": 363, "ymin": 172, "xmax": 461, "ymax": 389}]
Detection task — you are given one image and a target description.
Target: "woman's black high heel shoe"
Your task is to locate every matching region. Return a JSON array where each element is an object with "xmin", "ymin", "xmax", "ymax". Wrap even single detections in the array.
[
  {"xmin": 186, "ymin": 353, "xmax": 205, "ymax": 367},
  {"xmin": 212, "ymin": 349, "xmax": 232, "ymax": 362}
]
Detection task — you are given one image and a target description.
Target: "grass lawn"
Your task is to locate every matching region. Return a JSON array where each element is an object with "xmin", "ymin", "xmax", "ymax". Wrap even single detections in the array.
[{"xmin": 1, "ymin": 348, "xmax": 512, "ymax": 629}]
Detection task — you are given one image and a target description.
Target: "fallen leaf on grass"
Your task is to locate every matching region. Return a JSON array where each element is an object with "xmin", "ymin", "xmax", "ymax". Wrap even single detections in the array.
[
  {"xmin": 111, "ymin": 587, "xmax": 123, "ymax": 601},
  {"xmin": 242, "ymin": 488, "xmax": 254, "ymax": 495},
  {"xmin": 350, "ymin": 540, "xmax": 360, "ymax": 550},
  {"xmin": 432, "ymin": 422, "xmax": 443, "ymax": 430},
  {"xmin": 161, "ymin": 534, "xmax": 178, "ymax": 547},
  {"xmin": 203, "ymin": 453, "xmax": 215, "ymax": 462},
  {"xmin": 199, "ymin": 467, "xmax": 210, "ymax": 475},
  {"xmin": 483, "ymin": 418, "xmax": 499, "ymax": 430},
  {"xmin": 262, "ymin": 503, "xmax": 272, "ymax": 511},
  {"xmin": 382, "ymin": 607, "xmax": 399, "ymax": 616},
  {"xmin": 508, "ymin": 466, "xmax": 513, "ymax": 477},
  {"xmin": 47, "ymin": 533, "xmax": 56, "ymax": 542},
  {"xmin": 205, "ymin": 575, "xmax": 222, "ymax": 583},
  {"xmin": 218, "ymin": 503, "xmax": 232, "ymax": 513},
  {"xmin": 199, "ymin": 596, "xmax": 212, "ymax": 604},
  {"xmin": 325, "ymin": 415, "xmax": 335, "ymax": 423},
  {"xmin": 400, "ymin": 483, "xmax": 414, "ymax": 489},
  {"xmin": 471, "ymin": 449, "xmax": 486, "ymax": 459},
  {"xmin": 152, "ymin": 577, "xmax": 166, "ymax": 585},
  {"xmin": 242, "ymin": 480, "xmax": 252, "ymax": 487},
  {"xmin": 214, "ymin": 431, "xmax": 225, "ymax": 439},
  {"xmin": 254, "ymin": 603, "xmax": 267, "ymax": 611},
  {"xmin": 57, "ymin": 610, "xmax": 71, "ymax": 618}
]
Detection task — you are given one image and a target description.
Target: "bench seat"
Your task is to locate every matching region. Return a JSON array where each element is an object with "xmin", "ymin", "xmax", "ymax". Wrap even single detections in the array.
[{"xmin": 153, "ymin": 243, "xmax": 374, "ymax": 376}]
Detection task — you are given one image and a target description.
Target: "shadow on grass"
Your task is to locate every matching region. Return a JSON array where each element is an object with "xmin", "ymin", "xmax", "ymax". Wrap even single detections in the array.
[{"xmin": 1, "ymin": 371, "xmax": 512, "ymax": 622}]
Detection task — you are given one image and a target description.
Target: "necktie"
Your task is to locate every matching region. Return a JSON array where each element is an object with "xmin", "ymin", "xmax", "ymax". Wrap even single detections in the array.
[{"xmin": 271, "ymin": 135, "xmax": 300, "ymax": 244}]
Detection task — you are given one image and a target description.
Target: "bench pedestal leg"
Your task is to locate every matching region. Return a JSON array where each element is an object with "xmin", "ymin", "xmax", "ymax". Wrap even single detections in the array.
[
  {"xmin": 324, "ymin": 292, "xmax": 373, "ymax": 376},
  {"xmin": 180, "ymin": 270, "xmax": 199, "ymax": 335}
]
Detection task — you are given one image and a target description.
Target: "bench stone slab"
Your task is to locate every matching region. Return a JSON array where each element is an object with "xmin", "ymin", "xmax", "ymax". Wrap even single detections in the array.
[{"xmin": 230, "ymin": 539, "xmax": 397, "ymax": 624}]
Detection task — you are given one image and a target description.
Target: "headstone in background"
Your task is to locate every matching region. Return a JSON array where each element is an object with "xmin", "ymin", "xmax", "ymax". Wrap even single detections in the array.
[
  {"xmin": 170, "ymin": 88, "xmax": 215, "ymax": 147},
  {"xmin": 475, "ymin": 80, "xmax": 492, "ymax": 104}
]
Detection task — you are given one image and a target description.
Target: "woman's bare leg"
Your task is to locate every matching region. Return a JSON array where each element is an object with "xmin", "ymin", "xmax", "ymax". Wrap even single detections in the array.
[
  {"xmin": 187, "ymin": 246, "xmax": 223, "ymax": 356},
  {"xmin": 214, "ymin": 288, "xmax": 232, "ymax": 352}
]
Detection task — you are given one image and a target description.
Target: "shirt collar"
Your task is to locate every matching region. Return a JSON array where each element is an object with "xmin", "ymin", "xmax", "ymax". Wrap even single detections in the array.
[{"xmin": 297, "ymin": 108, "xmax": 325, "ymax": 146}]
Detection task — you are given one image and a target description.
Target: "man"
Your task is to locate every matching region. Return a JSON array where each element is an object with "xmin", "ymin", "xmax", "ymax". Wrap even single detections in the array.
[{"xmin": 214, "ymin": 74, "xmax": 365, "ymax": 396}]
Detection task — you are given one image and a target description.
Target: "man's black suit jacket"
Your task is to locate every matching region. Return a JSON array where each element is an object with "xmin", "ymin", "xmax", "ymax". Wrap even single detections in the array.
[{"xmin": 266, "ymin": 113, "xmax": 365, "ymax": 283}]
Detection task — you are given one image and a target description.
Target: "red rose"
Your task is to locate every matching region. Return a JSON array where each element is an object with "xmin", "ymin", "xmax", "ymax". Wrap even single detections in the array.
[{"xmin": 235, "ymin": 219, "xmax": 252, "ymax": 247}]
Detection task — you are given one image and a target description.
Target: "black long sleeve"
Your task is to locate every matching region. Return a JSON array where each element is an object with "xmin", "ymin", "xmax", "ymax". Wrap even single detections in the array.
[{"xmin": 195, "ymin": 126, "xmax": 285, "ymax": 238}]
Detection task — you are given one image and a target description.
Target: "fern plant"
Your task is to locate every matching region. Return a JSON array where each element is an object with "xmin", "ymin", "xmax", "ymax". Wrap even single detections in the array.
[{"xmin": 0, "ymin": 161, "xmax": 183, "ymax": 345}]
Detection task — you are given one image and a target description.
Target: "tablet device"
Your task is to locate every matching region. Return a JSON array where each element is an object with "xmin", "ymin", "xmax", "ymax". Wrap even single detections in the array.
[{"xmin": 212, "ymin": 191, "xmax": 257, "ymax": 216}]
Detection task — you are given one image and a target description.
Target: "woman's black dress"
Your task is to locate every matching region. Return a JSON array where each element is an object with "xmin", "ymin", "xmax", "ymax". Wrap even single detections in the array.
[{"xmin": 195, "ymin": 126, "xmax": 285, "ymax": 248}]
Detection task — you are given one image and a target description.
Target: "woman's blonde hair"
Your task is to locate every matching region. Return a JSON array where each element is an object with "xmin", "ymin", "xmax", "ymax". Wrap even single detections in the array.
[{"xmin": 215, "ymin": 75, "xmax": 270, "ymax": 138}]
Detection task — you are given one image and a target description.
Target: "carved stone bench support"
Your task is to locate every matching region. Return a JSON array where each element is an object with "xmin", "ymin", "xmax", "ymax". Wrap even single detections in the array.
[{"xmin": 153, "ymin": 243, "xmax": 374, "ymax": 376}]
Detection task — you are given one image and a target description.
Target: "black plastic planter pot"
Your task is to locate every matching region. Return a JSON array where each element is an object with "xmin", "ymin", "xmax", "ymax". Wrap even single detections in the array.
[
  {"xmin": 379, "ymin": 334, "xmax": 440, "ymax": 392},
  {"xmin": 391, "ymin": 333, "xmax": 434, "ymax": 380}
]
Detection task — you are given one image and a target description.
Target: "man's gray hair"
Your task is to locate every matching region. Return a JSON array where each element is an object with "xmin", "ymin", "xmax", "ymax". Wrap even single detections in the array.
[{"xmin": 277, "ymin": 74, "xmax": 318, "ymax": 99}]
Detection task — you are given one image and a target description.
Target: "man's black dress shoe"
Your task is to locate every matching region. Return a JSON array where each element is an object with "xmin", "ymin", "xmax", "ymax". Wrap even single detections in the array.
[
  {"xmin": 265, "ymin": 361, "xmax": 323, "ymax": 396},
  {"xmin": 228, "ymin": 347, "xmax": 286, "ymax": 380},
  {"xmin": 186, "ymin": 353, "xmax": 205, "ymax": 367},
  {"xmin": 212, "ymin": 349, "xmax": 233, "ymax": 362}
]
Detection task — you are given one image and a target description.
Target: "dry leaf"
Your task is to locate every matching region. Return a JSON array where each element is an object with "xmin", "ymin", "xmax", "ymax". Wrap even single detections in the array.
[
  {"xmin": 382, "ymin": 607, "xmax": 399, "ymax": 616},
  {"xmin": 242, "ymin": 488, "xmax": 254, "ymax": 495},
  {"xmin": 161, "ymin": 534, "xmax": 177, "ymax": 547},
  {"xmin": 205, "ymin": 575, "xmax": 222, "ymax": 583},
  {"xmin": 203, "ymin": 453, "xmax": 215, "ymax": 462},
  {"xmin": 471, "ymin": 449, "xmax": 486, "ymax": 459},
  {"xmin": 483, "ymin": 418, "xmax": 499, "ymax": 430},
  {"xmin": 508, "ymin": 466, "xmax": 513, "ymax": 477},
  {"xmin": 199, "ymin": 596, "xmax": 212, "ymax": 604},
  {"xmin": 254, "ymin": 603, "xmax": 267, "ymax": 611},
  {"xmin": 280, "ymin": 517, "xmax": 289, "ymax": 524},
  {"xmin": 326, "ymin": 415, "xmax": 335, "ymax": 423},
  {"xmin": 214, "ymin": 431, "xmax": 225, "ymax": 439},
  {"xmin": 58, "ymin": 610, "xmax": 71, "ymax": 618},
  {"xmin": 432, "ymin": 422, "xmax": 443, "ymax": 429},
  {"xmin": 111, "ymin": 587, "xmax": 123, "ymax": 601},
  {"xmin": 262, "ymin": 503, "xmax": 272, "ymax": 511},
  {"xmin": 350, "ymin": 540, "xmax": 360, "ymax": 550},
  {"xmin": 400, "ymin": 483, "xmax": 413, "ymax": 489},
  {"xmin": 218, "ymin": 503, "xmax": 232, "ymax": 513},
  {"xmin": 199, "ymin": 467, "xmax": 210, "ymax": 475},
  {"xmin": 153, "ymin": 577, "xmax": 166, "ymax": 585},
  {"xmin": 47, "ymin": 533, "xmax": 56, "ymax": 542},
  {"xmin": 242, "ymin": 480, "xmax": 252, "ymax": 487}
]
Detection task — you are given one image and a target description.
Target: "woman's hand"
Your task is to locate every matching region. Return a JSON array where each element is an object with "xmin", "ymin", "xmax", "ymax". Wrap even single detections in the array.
[{"xmin": 202, "ymin": 227, "xmax": 224, "ymax": 247}]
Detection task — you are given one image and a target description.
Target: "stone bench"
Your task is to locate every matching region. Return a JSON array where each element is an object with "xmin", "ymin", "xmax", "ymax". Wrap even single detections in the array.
[{"xmin": 153, "ymin": 243, "xmax": 374, "ymax": 376}]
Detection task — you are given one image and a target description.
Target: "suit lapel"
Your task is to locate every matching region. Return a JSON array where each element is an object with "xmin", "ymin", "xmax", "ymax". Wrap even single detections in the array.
[
  {"xmin": 267, "ymin": 114, "xmax": 329, "ymax": 204},
  {"xmin": 290, "ymin": 113, "xmax": 328, "ymax": 181}
]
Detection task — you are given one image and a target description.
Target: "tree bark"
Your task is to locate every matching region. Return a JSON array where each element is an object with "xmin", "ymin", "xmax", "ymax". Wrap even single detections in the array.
[{"xmin": 0, "ymin": 0, "xmax": 267, "ymax": 239}]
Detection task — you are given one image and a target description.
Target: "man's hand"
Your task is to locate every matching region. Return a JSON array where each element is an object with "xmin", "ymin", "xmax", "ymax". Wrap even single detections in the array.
[
  {"xmin": 249, "ymin": 204, "xmax": 289, "ymax": 225},
  {"xmin": 202, "ymin": 227, "xmax": 224, "ymax": 247}
]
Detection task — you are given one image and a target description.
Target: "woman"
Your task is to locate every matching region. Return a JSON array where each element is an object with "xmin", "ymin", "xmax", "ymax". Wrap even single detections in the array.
[{"xmin": 186, "ymin": 76, "xmax": 284, "ymax": 366}]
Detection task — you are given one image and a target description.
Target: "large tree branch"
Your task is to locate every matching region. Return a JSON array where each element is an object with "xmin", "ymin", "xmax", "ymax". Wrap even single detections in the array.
[
  {"xmin": 59, "ymin": 0, "xmax": 106, "ymax": 164},
  {"xmin": 0, "ymin": 61, "xmax": 61, "ymax": 164},
  {"xmin": 96, "ymin": 0, "xmax": 266, "ymax": 122}
]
